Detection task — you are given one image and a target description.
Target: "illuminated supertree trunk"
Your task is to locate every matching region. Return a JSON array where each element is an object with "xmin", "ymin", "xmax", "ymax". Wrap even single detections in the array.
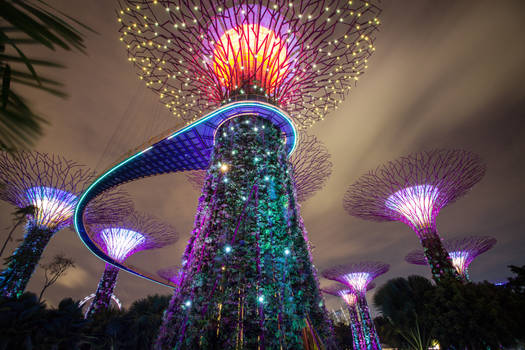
[
  {"xmin": 157, "ymin": 115, "xmax": 331, "ymax": 349},
  {"xmin": 355, "ymin": 293, "xmax": 380, "ymax": 350},
  {"xmin": 417, "ymin": 227, "xmax": 456, "ymax": 281},
  {"xmin": 86, "ymin": 211, "xmax": 178, "ymax": 318},
  {"xmin": 323, "ymin": 285, "xmax": 366, "ymax": 350},
  {"xmin": 0, "ymin": 151, "xmax": 131, "ymax": 298},
  {"xmin": 88, "ymin": 263, "xmax": 120, "ymax": 314},
  {"xmin": 0, "ymin": 222, "xmax": 55, "ymax": 298},
  {"xmin": 323, "ymin": 262, "xmax": 389, "ymax": 350}
]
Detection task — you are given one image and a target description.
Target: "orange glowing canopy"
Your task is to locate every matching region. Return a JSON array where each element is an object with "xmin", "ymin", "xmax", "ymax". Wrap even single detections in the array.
[{"xmin": 212, "ymin": 24, "xmax": 289, "ymax": 94}]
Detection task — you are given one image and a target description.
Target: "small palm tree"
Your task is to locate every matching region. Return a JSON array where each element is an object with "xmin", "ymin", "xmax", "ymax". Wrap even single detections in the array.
[{"xmin": 0, "ymin": 0, "xmax": 94, "ymax": 151}]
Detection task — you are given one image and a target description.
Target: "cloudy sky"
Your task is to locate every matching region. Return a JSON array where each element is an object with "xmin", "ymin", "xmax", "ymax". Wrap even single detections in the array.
[{"xmin": 1, "ymin": 0, "xmax": 524, "ymax": 313}]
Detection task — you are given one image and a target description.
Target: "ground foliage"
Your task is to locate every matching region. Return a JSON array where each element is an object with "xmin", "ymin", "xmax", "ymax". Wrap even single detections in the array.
[
  {"xmin": 372, "ymin": 266, "xmax": 525, "ymax": 350},
  {"xmin": 0, "ymin": 293, "xmax": 170, "ymax": 350}
]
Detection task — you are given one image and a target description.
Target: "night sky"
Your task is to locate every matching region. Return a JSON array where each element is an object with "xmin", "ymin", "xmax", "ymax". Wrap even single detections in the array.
[{"xmin": 1, "ymin": 0, "xmax": 524, "ymax": 314}]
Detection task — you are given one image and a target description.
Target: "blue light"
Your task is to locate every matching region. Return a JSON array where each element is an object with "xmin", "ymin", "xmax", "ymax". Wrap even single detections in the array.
[
  {"xmin": 284, "ymin": 248, "xmax": 291, "ymax": 255},
  {"xmin": 224, "ymin": 244, "xmax": 232, "ymax": 253}
]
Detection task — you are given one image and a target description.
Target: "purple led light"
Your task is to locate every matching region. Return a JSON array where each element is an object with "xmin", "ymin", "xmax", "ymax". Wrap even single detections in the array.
[
  {"xmin": 385, "ymin": 185, "xmax": 439, "ymax": 230},
  {"xmin": 344, "ymin": 149, "xmax": 486, "ymax": 233},
  {"xmin": 322, "ymin": 262, "xmax": 389, "ymax": 294},
  {"xmin": 100, "ymin": 228, "xmax": 146, "ymax": 263},
  {"xmin": 25, "ymin": 186, "xmax": 77, "ymax": 229}
]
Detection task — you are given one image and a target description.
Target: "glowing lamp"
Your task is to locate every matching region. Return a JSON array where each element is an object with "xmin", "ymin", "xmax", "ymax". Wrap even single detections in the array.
[
  {"xmin": 449, "ymin": 251, "xmax": 469, "ymax": 275},
  {"xmin": 100, "ymin": 228, "xmax": 146, "ymax": 263},
  {"xmin": 385, "ymin": 185, "xmax": 439, "ymax": 230},
  {"xmin": 342, "ymin": 272, "xmax": 371, "ymax": 293},
  {"xmin": 340, "ymin": 292, "xmax": 357, "ymax": 306},
  {"xmin": 25, "ymin": 186, "xmax": 77, "ymax": 229},
  {"xmin": 213, "ymin": 24, "xmax": 289, "ymax": 93}
]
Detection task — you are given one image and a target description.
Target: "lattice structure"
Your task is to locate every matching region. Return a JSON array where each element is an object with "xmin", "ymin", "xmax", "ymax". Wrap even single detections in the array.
[
  {"xmin": 158, "ymin": 265, "xmax": 182, "ymax": 287},
  {"xmin": 405, "ymin": 235, "xmax": 497, "ymax": 281},
  {"xmin": 344, "ymin": 149, "xmax": 486, "ymax": 281},
  {"xmin": 323, "ymin": 262, "xmax": 389, "ymax": 350},
  {"xmin": 86, "ymin": 211, "xmax": 178, "ymax": 317},
  {"xmin": 118, "ymin": 0, "xmax": 381, "ymax": 129},
  {"xmin": 186, "ymin": 131, "xmax": 332, "ymax": 202},
  {"xmin": 0, "ymin": 151, "xmax": 132, "ymax": 298}
]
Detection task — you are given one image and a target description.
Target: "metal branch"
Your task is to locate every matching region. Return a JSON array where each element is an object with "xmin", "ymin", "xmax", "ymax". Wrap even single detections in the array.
[{"xmin": 117, "ymin": 0, "xmax": 381, "ymax": 129}]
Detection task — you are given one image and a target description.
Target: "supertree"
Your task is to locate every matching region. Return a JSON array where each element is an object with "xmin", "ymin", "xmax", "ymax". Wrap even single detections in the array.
[
  {"xmin": 0, "ymin": 151, "xmax": 132, "ymax": 298},
  {"xmin": 343, "ymin": 149, "xmax": 486, "ymax": 281},
  {"xmin": 405, "ymin": 235, "xmax": 497, "ymax": 281},
  {"xmin": 86, "ymin": 211, "xmax": 178, "ymax": 317},
  {"xmin": 323, "ymin": 262, "xmax": 389, "ymax": 350},
  {"xmin": 186, "ymin": 132, "xmax": 332, "ymax": 202},
  {"xmin": 322, "ymin": 283, "xmax": 375, "ymax": 350},
  {"xmin": 110, "ymin": 1, "xmax": 382, "ymax": 348}
]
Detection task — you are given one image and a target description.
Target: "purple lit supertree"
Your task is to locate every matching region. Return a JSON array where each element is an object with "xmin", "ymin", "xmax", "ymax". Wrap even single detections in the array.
[
  {"xmin": 0, "ymin": 151, "xmax": 132, "ymax": 298},
  {"xmin": 323, "ymin": 262, "xmax": 389, "ymax": 350},
  {"xmin": 323, "ymin": 283, "xmax": 375, "ymax": 350},
  {"xmin": 118, "ymin": 0, "xmax": 381, "ymax": 348},
  {"xmin": 343, "ymin": 149, "xmax": 486, "ymax": 281},
  {"xmin": 86, "ymin": 211, "xmax": 178, "ymax": 317},
  {"xmin": 405, "ymin": 235, "xmax": 497, "ymax": 281},
  {"xmin": 186, "ymin": 132, "xmax": 332, "ymax": 202}
]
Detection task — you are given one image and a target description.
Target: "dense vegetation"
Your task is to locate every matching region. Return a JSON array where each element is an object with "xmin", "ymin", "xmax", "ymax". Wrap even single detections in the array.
[
  {"xmin": 332, "ymin": 265, "xmax": 525, "ymax": 350},
  {"xmin": 0, "ymin": 293, "xmax": 170, "ymax": 349}
]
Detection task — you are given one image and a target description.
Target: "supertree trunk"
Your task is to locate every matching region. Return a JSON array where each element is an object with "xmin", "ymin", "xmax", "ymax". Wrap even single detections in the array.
[
  {"xmin": 347, "ymin": 304, "xmax": 366, "ymax": 350},
  {"xmin": 157, "ymin": 115, "xmax": 334, "ymax": 349},
  {"xmin": 87, "ymin": 263, "xmax": 120, "ymax": 317},
  {"xmin": 418, "ymin": 228, "xmax": 458, "ymax": 281},
  {"xmin": 356, "ymin": 293, "xmax": 381, "ymax": 350},
  {"xmin": 0, "ymin": 222, "xmax": 56, "ymax": 298}
]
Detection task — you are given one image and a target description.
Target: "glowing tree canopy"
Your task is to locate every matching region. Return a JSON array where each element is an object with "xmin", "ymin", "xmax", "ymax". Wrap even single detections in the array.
[
  {"xmin": 406, "ymin": 235, "xmax": 497, "ymax": 281},
  {"xmin": 323, "ymin": 283, "xmax": 375, "ymax": 350},
  {"xmin": 344, "ymin": 149, "xmax": 486, "ymax": 281},
  {"xmin": 158, "ymin": 265, "xmax": 182, "ymax": 287},
  {"xmin": 0, "ymin": 151, "xmax": 133, "ymax": 298},
  {"xmin": 86, "ymin": 211, "xmax": 178, "ymax": 317},
  {"xmin": 118, "ymin": 0, "xmax": 381, "ymax": 129},
  {"xmin": 323, "ymin": 262, "xmax": 389, "ymax": 350},
  {"xmin": 186, "ymin": 131, "xmax": 332, "ymax": 202}
]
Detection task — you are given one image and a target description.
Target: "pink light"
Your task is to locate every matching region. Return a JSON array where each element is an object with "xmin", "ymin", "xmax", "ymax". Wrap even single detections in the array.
[
  {"xmin": 340, "ymin": 291, "xmax": 357, "ymax": 306},
  {"xmin": 343, "ymin": 272, "xmax": 371, "ymax": 293},
  {"xmin": 100, "ymin": 228, "xmax": 145, "ymax": 262},
  {"xmin": 25, "ymin": 186, "xmax": 77, "ymax": 229},
  {"xmin": 212, "ymin": 24, "xmax": 289, "ymax": 93},
  {"xmin": 385, "ymin": 185, "xmax": 439, "ymax": 230}
]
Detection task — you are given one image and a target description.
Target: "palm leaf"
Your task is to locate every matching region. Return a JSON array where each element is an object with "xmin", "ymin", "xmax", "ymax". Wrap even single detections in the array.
[{"xmin": 0, "ymin": 0, "xmax": 93, "ymax": 151}]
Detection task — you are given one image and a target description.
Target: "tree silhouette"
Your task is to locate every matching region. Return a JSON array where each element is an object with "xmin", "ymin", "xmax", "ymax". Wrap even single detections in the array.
[
  {"xmin": 38, "ymin": 253, "xmax": 75, "ymax": 302},
  {"xmin": 0, "ymin": 205, "xmax": 36, "ymax": 257}
]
